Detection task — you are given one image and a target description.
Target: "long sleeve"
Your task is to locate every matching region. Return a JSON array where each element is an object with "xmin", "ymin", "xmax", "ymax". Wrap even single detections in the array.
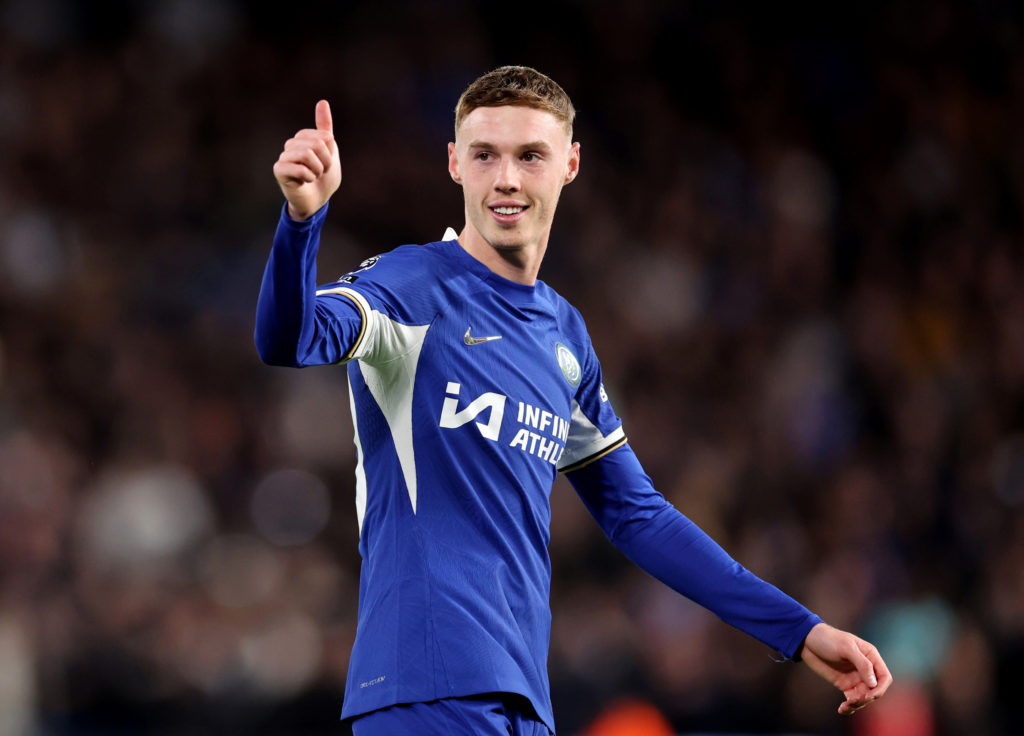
[
  {"xmin": 566, "ymin": 443, "xmax": 821, "ymax": 660},
  {"xmin": 254, "ymin": 203, "xmax": 364, "ymax": 367}
]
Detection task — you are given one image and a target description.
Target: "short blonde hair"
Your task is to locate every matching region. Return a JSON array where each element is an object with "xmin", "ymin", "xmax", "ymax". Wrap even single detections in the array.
[{"xmin": 454, "ymin": 65, "xmax": 575, "ymax": 135}]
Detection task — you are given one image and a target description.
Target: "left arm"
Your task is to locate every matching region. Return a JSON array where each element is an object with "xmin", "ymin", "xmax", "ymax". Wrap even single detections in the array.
[
  {"xmin": 566, "ymin": 443, "xmax": 892, "ymax": 711},
  {"xmin": 566, "ymin": 442, "xmax": 820, "ymax": 659}
]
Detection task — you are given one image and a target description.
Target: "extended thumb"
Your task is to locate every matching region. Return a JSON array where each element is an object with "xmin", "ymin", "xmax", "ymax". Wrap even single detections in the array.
[{"xmin": 316, "ymin": 99, "xmax": 333, "ymax": 133}]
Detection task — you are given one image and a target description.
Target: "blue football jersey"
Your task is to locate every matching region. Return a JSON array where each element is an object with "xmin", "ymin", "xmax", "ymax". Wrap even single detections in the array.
[{"xmin": 318, "ymin": 235, "xmax": 624, "ymax": 727}]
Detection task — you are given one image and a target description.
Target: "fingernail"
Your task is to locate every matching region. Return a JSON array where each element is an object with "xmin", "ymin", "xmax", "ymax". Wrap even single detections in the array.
[{"xmin": 869, "ymin": 674, "xmax": 877, "ymax": 687}]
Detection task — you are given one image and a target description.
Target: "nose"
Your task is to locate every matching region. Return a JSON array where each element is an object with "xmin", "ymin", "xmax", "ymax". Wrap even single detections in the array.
[{"xmin": 494, "ymin": 156, "xmax": 520, "ymax": 193}]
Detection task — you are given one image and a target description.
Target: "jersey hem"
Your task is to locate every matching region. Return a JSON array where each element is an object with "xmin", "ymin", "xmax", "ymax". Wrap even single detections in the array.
[{"xmin": 341, "ymin": 686, "xmax": 554, "ymax": 733}]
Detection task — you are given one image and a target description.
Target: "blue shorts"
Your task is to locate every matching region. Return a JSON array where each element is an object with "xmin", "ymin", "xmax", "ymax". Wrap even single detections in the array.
[{"xmin": 350, "ymin": 693, "xmax": 551, "ymax": 736}]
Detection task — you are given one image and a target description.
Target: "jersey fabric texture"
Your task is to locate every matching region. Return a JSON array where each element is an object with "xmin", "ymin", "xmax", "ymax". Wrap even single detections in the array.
[{"xmin": 255, "ymin": 203, "xmax": 823, "ymax": 733}]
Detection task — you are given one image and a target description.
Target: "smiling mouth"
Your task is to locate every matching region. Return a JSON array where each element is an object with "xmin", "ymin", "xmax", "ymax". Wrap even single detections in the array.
[{"xmin": 490, "ymin": 205, "xmax": 528, "ymax": 215}]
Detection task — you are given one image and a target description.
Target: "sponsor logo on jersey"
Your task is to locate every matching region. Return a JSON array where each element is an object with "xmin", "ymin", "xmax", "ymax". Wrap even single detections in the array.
[
  {"xmin": 439, "ymin": 382, "xmax": 505, "ymax": 440},
  {"xmin": 440, "ymin": 382, "xmax": 569, "ymax": 466},
  {"xmin": 555, "ymin": 343, "xmax": 581, "ymax": 387}
]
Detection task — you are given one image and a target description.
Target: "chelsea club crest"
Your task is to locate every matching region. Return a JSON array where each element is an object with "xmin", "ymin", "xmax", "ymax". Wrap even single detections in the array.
[{"xmin": 555, "ymin": 343, "xmax": 581, "ymax": 387}]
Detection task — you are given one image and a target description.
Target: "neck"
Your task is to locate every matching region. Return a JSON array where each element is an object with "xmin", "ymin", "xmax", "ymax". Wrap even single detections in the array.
[{"xmin": 456, "ymin": 222, "xmax": 546, "ymax": 286}]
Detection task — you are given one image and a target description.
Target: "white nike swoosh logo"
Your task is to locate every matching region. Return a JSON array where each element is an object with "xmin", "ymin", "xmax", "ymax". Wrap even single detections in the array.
[{"xmin": 464, "ymin": 327, "xmax": 502, "ymax": 346}]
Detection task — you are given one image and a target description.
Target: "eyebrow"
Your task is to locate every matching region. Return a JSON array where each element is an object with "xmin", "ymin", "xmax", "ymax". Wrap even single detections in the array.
[{"xmin": 467, "ymin": 140, "xmax": 555, "ymax": 153}]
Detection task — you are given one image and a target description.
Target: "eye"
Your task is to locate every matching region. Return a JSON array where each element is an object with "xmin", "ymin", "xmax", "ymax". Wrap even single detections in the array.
[
  {"xmin": 522, "ymin": 152, "xmax": 540, "ymax": 162},
  {"xmin": 476, "ymin": 151, "xmax": 492, "ymax": 161}
]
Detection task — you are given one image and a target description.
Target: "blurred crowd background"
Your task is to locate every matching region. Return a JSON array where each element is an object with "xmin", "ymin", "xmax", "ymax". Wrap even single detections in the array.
[{"xmin": 1, "ymin": 1, "xmax": 1023, "ymax": 734}]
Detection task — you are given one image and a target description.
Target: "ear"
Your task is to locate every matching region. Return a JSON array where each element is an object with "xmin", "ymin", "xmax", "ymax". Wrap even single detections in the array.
[
  {"xmin": 565, "ymin": 142, "xmax": 581, "ymax": 184},
  {"xmin": 448, "ymin": 142, "xmax": 461, "ymax": 184}
]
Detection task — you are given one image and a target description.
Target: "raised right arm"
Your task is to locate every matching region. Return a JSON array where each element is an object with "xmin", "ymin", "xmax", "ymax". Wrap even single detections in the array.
[{"xmin": 254, "ymin": 101, "xmax": 362, "ymax": 367}]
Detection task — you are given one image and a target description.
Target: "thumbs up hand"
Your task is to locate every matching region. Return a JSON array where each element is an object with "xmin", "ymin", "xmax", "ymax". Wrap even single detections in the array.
[{"xmin": 273, "ymin": 100, "xmax": 342, "ymax": 221}]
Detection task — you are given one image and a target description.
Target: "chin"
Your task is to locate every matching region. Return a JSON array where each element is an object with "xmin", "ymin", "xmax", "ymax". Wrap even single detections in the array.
[{"xmin": 483, "ymin": 230, "xmax": 528, "ymax": 251}]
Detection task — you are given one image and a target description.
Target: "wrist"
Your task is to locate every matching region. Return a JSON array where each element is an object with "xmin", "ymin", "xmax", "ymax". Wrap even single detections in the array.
[
  {"xmin": 286, "ymin": 202, "xmax": 314, "ymax": 222},
  {"xmin": 284, "ymin": 200, "xmax": 331, "ymax": 224},
  {"xmin": 280, "ymin": 201, "xmax": 329, "ymax": 231}
]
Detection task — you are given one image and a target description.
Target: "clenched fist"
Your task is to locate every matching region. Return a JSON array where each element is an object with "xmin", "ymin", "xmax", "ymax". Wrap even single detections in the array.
[{"xmin": 273, "ymin": 100, "xmax": 341, "ymax": 221}]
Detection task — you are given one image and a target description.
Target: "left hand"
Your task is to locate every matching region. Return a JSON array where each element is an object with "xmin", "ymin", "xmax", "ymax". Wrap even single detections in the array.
[{"xmin": 799, "ymin": 622, "xmax": 893, "ymax": 715}]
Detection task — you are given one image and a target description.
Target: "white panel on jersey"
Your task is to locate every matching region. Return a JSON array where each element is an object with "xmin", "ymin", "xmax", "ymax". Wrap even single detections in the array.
[
  {"xmin": 316, "ymin": 284, "xmax": 429, "ymax": 515},
  {"xmin": 347, "ymin": 374, "xmax": 368, "ymax": 535},
  {"xmin": 557, "ymin": 399, "xmax": 626, "ymax": 471},
  {"xmin": 354, "ymin": 317, "xmax": 430, "ymax": 514},
  {"xmin": 441, "ymin": 227, "xmax": 459, "ymax": 241}
]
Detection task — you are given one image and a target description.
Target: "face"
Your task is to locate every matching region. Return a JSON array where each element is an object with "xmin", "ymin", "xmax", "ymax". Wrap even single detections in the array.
[{"xmin": 448, "ymin": 105, "xmax": 580, "ymax": 253}]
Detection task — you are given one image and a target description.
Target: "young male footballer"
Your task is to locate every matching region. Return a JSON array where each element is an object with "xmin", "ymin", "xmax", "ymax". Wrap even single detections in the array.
[{"xmin": 255, "ymin": 66, "xmax": 892, "ymax": 735}]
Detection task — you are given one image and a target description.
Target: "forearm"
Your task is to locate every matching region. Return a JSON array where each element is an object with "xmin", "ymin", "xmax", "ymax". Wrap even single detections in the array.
[
  {"xmin": 568, "ymin": 445, "xmax": 821, "ymax": 659},
  {"xmin": 254, "ymin": 203, "xmax": 361, "ymax": 366},
  {"xmin": 617, "ymin": 503, "xmax": 820, "ymax": 658}
]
